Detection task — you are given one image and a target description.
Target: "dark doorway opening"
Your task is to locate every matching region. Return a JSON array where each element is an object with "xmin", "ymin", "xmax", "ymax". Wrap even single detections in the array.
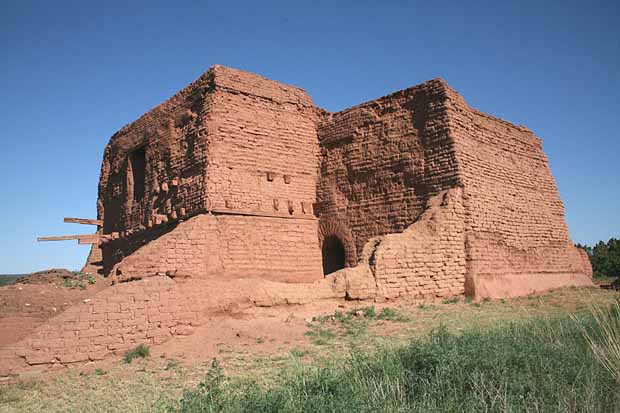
[
  {"xmin": 129, "ymin": 147, "xmax": 146, "ymax": 201},
  {"xmin": 322, "ymin": 235, "xmax": 346, "ymax": 275}
]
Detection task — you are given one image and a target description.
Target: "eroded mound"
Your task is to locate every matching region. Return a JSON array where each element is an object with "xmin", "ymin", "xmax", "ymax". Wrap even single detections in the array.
[
  {"xmin": 0, "ymin": 269, "xmax": 106, "ymax": 348},
  {"xmin": 14, "ymin": 268, "xmax": 92, "ymax": 286}
]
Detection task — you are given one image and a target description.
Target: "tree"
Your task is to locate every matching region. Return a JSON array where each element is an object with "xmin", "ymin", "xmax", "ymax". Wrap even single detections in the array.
[
  {"xmin": 607, "ymin": 238, "xmax": 620, "ymax": 277},
  {"xmin": 580, "ymin": 238, "xmax": 620, "ymax": 278}
]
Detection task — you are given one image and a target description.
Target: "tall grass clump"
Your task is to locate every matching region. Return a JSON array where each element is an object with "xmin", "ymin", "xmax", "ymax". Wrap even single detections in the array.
[
  {"xmin": 574, "ymin": 297, "xmax": 620, "ymax": 383},
  {"xmin": 175, "ymin": 312, "xmax": 619, "ymax": 412}
]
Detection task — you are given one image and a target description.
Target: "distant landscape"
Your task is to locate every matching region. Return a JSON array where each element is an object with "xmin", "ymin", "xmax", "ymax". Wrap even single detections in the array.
[{"xmin": 0, "ymin": 275, "xmax": 21, "ymax": 287}]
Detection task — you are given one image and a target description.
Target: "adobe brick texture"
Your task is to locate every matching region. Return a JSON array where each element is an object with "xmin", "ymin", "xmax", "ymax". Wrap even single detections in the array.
[{"xmin": 89, "ymin": 65, "xmax": 591, "ymax": 298}]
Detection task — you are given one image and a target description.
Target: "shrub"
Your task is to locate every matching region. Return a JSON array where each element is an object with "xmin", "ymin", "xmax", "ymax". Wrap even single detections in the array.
[
  {"xmin": 124, "ymin": 344, "xmax": 150, "ymax": 364},
  {"xmin": 179, "ymin": 359, "xmax": 225, "ymax": 412}
]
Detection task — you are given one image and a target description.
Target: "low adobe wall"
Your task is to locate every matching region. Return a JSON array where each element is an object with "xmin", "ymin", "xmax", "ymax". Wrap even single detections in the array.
[
  {"xmin": 372, "ymin": 188, "xmax": 467, "ymax": 300},
  {"xmin": 319, "ymin": 188, "xmax": 467, "ymax": 301},
  {"xmin": 0, "ymin": 275, "xmax": 344, "ymax": 379},
  {"xmin": 0, "ymin": 277, "xmax": 198, "ymax": 377},
  {"xmin": 110, "ymin": 213, "xmax": 323, "ymax": 283}
]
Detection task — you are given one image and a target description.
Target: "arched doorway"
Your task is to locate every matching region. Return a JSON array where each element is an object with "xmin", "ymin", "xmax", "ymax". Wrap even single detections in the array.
[{"xmin": 322, "ymin": 235, "xmax": 346, "ymax": 275}]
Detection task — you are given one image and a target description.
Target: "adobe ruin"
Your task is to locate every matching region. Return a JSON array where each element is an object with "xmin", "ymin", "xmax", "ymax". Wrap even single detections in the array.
[
  {"xmin": 89, "ymin": 65, "xmax": 592, "ymax": 298},
  {"xmin": 0, "ymin": 65, "xmax": 593, "ymax": 377}
]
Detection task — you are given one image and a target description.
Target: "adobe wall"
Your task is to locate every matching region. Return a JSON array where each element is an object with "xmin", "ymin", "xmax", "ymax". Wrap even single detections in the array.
[
  {"xmin": 316, "ymin": 79, "xmax": 460, "ymax": 263},
  {"xmin": 316, "ymin": 76, "xmax": 591, "ymax": 299},
  {"xmin": 96, "ymin": 69, "xmax": 215, "ymax": 273},
  {"xmin": 443, "ymin": 87, "xmax": 592, "ymax": 296},
  {"xmin": 97, "ymin": 66, "xmax": 323, "ymax": 281},
  {"xmin": 372, "ymin": 188, "xmax": 466, "ymax": 299},
  {"xmin": 95, "ymin": 65, "xmax": 591, "ymax": 296},
  {"xmin": 98, "ymin": 72, "xmax": 213, "ymax": 236},
  {"xmin": 0, "ymin": 277, "xmax": 197, "ymax": 376},
  {"xmin": 314, "ymin": 188, "xmax": 467, "ymax": 301},
  {"xmin": 111, "ymin": 214, "xmax": 323, "ymax": 283},
  {"xmin": 0, "ymin": 275, "xmax": 344, "ymax": 379},
  {"xmin": 205, "ymin": 66, "xmax": 320, "ymax": 217}
]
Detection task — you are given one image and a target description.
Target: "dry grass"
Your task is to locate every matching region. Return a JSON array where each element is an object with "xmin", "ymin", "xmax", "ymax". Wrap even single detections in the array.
[
  {"xmin": 0, "ymin": 286, "xmax": 617, "ymax": 412},
  {"xmin": 574, "ymin": 297, "xmax": 620, "ymax": 382}
]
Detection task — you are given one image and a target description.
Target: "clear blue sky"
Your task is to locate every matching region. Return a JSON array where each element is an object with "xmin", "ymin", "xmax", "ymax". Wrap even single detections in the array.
[{"xmin": 1, "ymin": 0, "xmax": 618, "ymax": 274}]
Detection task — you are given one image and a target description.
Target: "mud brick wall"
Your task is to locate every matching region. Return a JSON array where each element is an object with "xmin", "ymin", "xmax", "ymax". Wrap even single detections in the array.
[
  {"xmin": 372, "ymin": 188, "xmax": 466, "ymax": 300},
  {"xmin": 82, "ymin": 243, "xmax": 103, "ymax": 275},
  {"xmin": 98, "ymin": 72, "xmax": 213, "ymax": 236},
  {"xmin": 316, "ymin": 79, "xmax": 460, "ymax": 260},
  {"xmin": 97, "ymin": 66, "xmax": 321, "ymax": 275},
  {"xmin": 0, "ymin": 274, "xmax": 350, "ymax": 378},
  {"xmin": 0, "ymin": 277, "xmax": 202, "ymax": 376},
  {"xmin": 94, "ymin": 64, "xmax": 591, "ymax": 296},
  {"xmin": 443, "ymin": 87, "xmax": 591, "ymax": 289},
  {"xmin": 113, "ymin": 214, "xmax": 323, "ymax": 283},
  {"xmin": 205, "ymin": 66, "xmax": 319, "ymax": 216}
]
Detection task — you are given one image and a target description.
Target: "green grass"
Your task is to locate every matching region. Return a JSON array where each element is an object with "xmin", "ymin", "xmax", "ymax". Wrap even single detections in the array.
[
  {"xmin": 304, "ymin": 326, "xmax": 336, "ymax": 346},
  {"xmin": 124, "ymin": 344, "xmax": 150, "ymax": 364},
  {"xmin": 312, "ymin": 306, "xmax": 408, "ymax": 324},
  {"xmin": 62, "ymin": 272, "xmax": 94, "ymax": 289},
  {"xmin": 306, "ymin": 306, "xmax": 410, "ymax": 344},
  {"xmin": 175, "ymin": 312, "xmax": 620, "ymax": 412}
]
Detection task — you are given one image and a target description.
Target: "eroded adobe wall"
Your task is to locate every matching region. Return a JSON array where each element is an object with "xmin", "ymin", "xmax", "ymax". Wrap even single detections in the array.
[
  {"xmin": 0, "ymin": 277, "xmax": 199, "ymax": 376},
  {"xmin": 372, "ymin": 188, "xmax": 466, "ymax": 299},
  {"xmin": 98, "ymin": 72, "xmax": 213, "ymax": 236},
  {"xmin": 205, "ymin": 66, "xmax": 320, "ymax": 218},
  {"xmin": 112, "ymin": 214, "xmax": 322, "ymax": 283},
  {"xmin": 316, "ymin": 79, "xmax": 460, "ymax": 263},
  {"xmin": 98, "ymin": 66, "xmax": 323, "ymax": 280},
  {"xmin": 325, "ymin": 188, "xmax": 467, "ymax": 301},
  {"xmin": 97, "ymin": 70, "xmax": 215, "ymax": 272},
  {"xmin": 0, "ymin": 275, "xmax": 344, "ymax": 379},
  {"xmin": 443, "ymin": 88, "xmax": 592, "ymax": 296}
]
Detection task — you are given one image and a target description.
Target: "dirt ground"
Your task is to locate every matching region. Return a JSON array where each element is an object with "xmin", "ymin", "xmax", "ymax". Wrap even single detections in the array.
[{"xmin": 0, "ymin": 282, "xmax": 618, "ymax": 412}]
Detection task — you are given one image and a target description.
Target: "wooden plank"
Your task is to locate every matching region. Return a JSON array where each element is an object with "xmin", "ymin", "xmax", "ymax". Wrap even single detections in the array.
[
  {"xmin": 63, "ymin": 217, "xmax": 103, "ymax": 226},
  {"xmin": 37, "ymin": 234, "xmax": 94, "ymax": 242}
]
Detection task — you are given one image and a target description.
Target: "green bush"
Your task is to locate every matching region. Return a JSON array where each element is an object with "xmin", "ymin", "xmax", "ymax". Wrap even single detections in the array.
[
  {"xmin": 124, "ymin": 344, "xmax": 150, "ymax": 364},
  {"xmin": 175, "ymin": 312, "xmax": 619, "ymax": 412}
]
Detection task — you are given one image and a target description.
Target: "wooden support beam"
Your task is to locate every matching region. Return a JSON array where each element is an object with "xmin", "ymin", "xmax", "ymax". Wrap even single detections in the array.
[
  {"xmin": 37, "ymin": 234, "xmax": 95, "ymax": 242},
  {"xmin": 78, "ymin": 235, "xmax": 100, "ymax": 245},
  {"xmin": 63, "ymin": 217, "xmax": 103, "ymax": 226}
]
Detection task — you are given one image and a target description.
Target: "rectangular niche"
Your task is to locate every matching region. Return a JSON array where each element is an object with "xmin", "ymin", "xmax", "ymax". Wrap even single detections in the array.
[{"xmin": 129, "ymin": 146, "xmax": 147, "ymax": 201}]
